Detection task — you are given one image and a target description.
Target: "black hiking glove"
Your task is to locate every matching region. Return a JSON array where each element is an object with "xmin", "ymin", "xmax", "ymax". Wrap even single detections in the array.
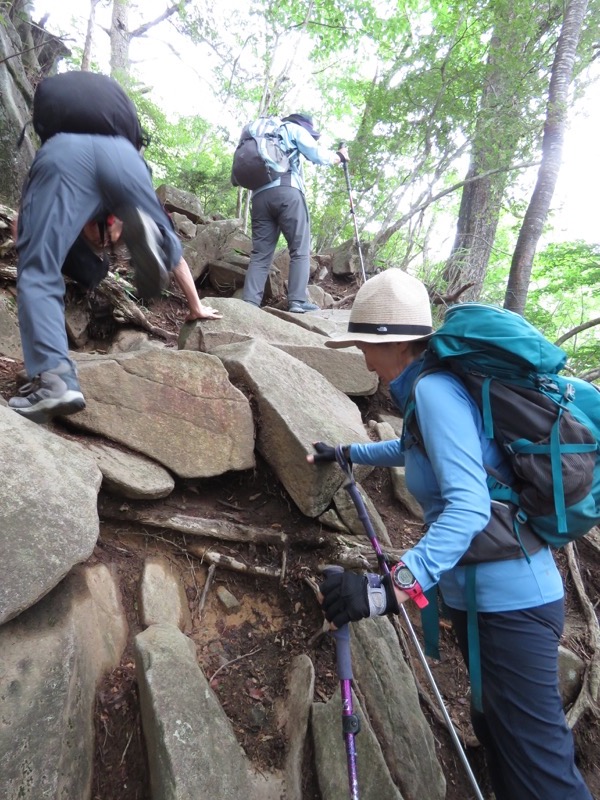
[
  {"xmin": 319, "ymin": 571, "xmax": 399, "ymax": 628},
  {"xmin": 311, "ymin": 442, "xmax": 351, "ymax": 465}
]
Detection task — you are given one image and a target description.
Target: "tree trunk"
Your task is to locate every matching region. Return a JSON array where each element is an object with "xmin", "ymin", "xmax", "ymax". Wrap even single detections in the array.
[
  {"xmin": 81, "ymin": 0, "xmax": 102, "ymax": 71},
  {"xmin": 505, "ymin": 0, "xmax": 589, "ymax": 314},
  {"xmin": 109, "ymin": 0, "xmax": 132, "ymax": 80},
  {"xmin": 444, "ymin": 13, "xmax": 520, "ymax": 301}
]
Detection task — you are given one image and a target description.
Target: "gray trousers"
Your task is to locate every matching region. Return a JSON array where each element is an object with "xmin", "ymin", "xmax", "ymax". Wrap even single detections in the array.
[
  {"xmin": 242, "ymin": 185, "xmax": 311, "ymax": 306},
  {"xmin": 16, "ymin": 133, "xmax": 182, "ymax": 376}
]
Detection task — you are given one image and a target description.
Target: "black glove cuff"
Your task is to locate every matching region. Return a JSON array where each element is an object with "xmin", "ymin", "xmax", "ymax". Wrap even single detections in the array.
[{"xmin": 382, "ymin": 574, "xmax": 401, "ymax": 615}]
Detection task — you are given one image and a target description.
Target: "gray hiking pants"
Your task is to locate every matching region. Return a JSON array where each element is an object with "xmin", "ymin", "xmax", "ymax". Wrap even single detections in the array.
[
  {"xmin": 242, "ymin": 185, "xmax": 311, "ymax": 306},
  {"xmin": 16, "ymin": 133, "xmax": 182, "ymax": 377}
]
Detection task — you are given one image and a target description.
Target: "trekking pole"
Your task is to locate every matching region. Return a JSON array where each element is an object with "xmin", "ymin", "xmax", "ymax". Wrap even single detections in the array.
[
  {"xmin": 338, "ymin": 141, "xmax": 367, "ymax": 284},
  {"xmin": 323, "ymin": 565, "xmax": 361, "ymax": 800},
  {"xmin": 333, "ymin": 446, "xmax": 486, "ymax": 800}
]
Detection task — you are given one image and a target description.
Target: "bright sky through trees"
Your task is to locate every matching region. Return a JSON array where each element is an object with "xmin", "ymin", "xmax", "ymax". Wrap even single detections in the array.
[{"xmin": 32, "ymin": 0, "xmax": 600, "ymax": 247}]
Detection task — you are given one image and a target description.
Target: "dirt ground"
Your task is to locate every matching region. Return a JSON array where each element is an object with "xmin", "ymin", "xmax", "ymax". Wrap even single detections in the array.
[{"xmin": 0, "ymin": 250, "xmax": 598, "ymax": 800}]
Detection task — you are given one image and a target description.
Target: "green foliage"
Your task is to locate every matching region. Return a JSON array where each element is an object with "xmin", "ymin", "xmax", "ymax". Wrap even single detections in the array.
[
  {"xmin": 129, "ymin": 89, "xmax": 238, "ymax": 217},
  {"xmin": 525, "ymin": 240, "xmax": 600, "ymax": 375},
  {"xmin": 479, "ymin": 239, "xmax": 599, "ymax": 376}
]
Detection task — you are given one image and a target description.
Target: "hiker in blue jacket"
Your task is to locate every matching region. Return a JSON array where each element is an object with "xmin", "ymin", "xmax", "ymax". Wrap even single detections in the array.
[
  {"xmin": 308, "ymin": 268, "xmax": 592, "ymax": 800},
  {"xmin": 242, "ymin": 113, "xmax": 348, "ymax": 313}
]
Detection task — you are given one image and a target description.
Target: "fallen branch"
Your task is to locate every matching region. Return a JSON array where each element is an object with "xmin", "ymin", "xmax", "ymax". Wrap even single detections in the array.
[
  {"xmin": 0, "ymin": 264, "xmax": 17, "ymax": 281},
  {"xmin": 100, "ymin": 503, "xmax": 288, "ymax": 546},
  {"xmin": 323, "ymin": 535, "xmax": 404, "ymax": 571},
  {"xmin": 197, "ymin": 563, "xmax": 216, "ymax": 621},
  {"xmin": 565, "ymin": 542, "xmax": 600, "ymax": 729},
  {"xmin": 186, "ymin": 545, "xmax": 282, "ymax": 580},
  {"xmin": 209, "ymin": 645, "xmax": 262, "ymax": 683}
]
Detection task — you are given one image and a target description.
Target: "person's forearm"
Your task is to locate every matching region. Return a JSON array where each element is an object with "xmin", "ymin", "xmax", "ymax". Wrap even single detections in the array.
[
  {"xmin": 349, "ymin": 438, "xmax": 405, "ymax": 467},
  {"xmin": 171, "ymin": 257, "xmax": 203, "ymax": 314}
]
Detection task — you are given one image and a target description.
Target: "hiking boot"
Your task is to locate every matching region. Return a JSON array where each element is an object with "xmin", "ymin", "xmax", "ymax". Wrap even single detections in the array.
[
  {"xmin": 8, "ymin": 362, "xmax": 86, "ymax": 424},
  {"xmin": 119, "ymin": 207, "xmax": 170, "ymax": 300},
  {"xmin": 288, "ymin": 300, "xmax": 320, "ymax": 314}
]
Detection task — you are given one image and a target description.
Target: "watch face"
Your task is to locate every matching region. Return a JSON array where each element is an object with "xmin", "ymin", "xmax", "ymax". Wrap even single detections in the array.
[{"xmin": 394, "ymin": 566, "xmax": 415, "ymax": 589}]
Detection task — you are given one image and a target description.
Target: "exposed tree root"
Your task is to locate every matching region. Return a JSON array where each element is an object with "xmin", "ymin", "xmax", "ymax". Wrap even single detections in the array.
[{"xmin": 566, "ymin": 539, "xmax": 600, "ymax": 729}]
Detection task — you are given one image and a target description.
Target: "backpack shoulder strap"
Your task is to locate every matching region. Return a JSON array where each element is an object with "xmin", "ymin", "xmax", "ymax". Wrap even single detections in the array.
[{"xmin": 401, "ymin": 351, "xmax": 443, "ymax": 450}]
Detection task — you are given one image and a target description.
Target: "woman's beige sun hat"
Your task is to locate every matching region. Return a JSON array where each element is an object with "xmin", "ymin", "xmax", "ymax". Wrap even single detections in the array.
[{"xmin": 325, "ymin": 268, "xmax": 433, "ymax": 349}]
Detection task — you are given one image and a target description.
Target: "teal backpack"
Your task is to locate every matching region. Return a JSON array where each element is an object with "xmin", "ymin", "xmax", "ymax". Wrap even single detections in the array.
[
  {"xmin": 408, "ymin": 303, "xmax": 600, "ymax": 712},
  {"xmin": 416, "ymin": 302, "xmax": 600, "ymax": 547}
]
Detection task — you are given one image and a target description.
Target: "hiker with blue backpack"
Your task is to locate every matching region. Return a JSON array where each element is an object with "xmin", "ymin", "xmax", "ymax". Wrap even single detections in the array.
[
  {"xmin": 308, "ymin": 268, "xmax": 598, "ymax": 800},
  {"xmin": 232, "ymin": 113, "xmax": 349, "ymax": 313}
]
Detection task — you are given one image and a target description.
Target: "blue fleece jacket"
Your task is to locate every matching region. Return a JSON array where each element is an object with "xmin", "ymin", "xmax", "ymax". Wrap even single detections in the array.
[
  {"xmin": 348, "ymin": 358, "xmax": 564, "ymax": 612},
  {"xmin": 252, "ymin": 121, "xmax": 337, "ymax": 196}
]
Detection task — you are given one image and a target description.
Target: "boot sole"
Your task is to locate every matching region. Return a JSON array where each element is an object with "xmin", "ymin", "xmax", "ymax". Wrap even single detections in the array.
[
  {"xmin": 119, "ymin": 208, "xmax": 170, "ymax": 300},
  {"xmin": 10, "ymin": 393, "xmax": 86, "ymax": 424}
]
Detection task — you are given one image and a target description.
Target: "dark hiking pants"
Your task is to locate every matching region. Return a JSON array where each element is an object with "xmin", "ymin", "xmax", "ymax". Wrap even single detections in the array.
[
  {"xmin": 446, "ymin": 600, "xmax": 592, "ymax": 800},
  {"xmin": 243, "ymin": 184, "xmax": 311, "ymax": 306},
  {"xmin": 16, "ymin": 133, "xmax": 182, "ymax": 377}
]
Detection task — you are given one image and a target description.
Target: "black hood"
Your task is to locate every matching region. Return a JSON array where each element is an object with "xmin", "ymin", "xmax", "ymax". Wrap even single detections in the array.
[{"xmin": 282, "ymin": 113, "xmax": 321, "ymax": 141}]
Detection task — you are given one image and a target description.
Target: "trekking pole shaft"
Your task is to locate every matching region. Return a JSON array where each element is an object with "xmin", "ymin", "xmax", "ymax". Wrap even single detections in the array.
[
  {"xmin": 334, "ymin": 448, "xmax": 485, "ymax": 800},
  {"xmin": 338, "ymin": 142, "xmax": 367, "ymax": 283},
  {"xmin": 324, "ymin": 566, "xmax": 360, "ymax": 799},
  {"xmin": 397, "ymin": 604, "xmax": 485, "ymax": 800}
]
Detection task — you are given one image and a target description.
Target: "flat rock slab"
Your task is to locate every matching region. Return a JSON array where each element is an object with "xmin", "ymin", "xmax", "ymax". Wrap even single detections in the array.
[
  {"xmin": 0, "ymin": 407, "xmax": 101, "ymax": 624},
  {"xmin": 265, "ymin": 307, "xmax": 352, "ymax": 338},
  {"xmin": 333, "ymin": 483, "xmax": 392, "ymax": 546},
  {"xmin": 179, "ymin": 298, "xmax": 377, "ymax": 396},
  {"xmin": 312, "ymin": 686, "xmax": 403, "ymax": 800},
  {"xmin": 135, "ymin": 623, "xmax": 253, "ymax": 799},
  {"xmin": 86, "ymin": 441, "xmax": 175, "ymax": 499},
  {"xmin": 0, "ymin": 565, "xmax": 127, "ymax": 800},
  {"xmin": 140, "ymin": 556, "xmax": 192, "ymax": 630},
  {"xmin": 0, "ymin": 290, "xmax": 23, "ymax": 359},
  {"xmin": 284, "ymin": 654, "xmax": 315, "ymax": 800},
  {"xmin": 70, "ymin": 349, "xmax": 255, "ymax": 479},
  {"xmin": 214, "ymin": 338, "xmax": 373, "ymax": 517},
  {"xmin": 351, "ymin": 616, "xmax": 446, "ymax": 799}
]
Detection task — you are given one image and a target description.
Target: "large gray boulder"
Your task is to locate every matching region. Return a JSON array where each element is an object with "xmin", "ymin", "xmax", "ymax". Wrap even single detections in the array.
[
  {"xmin": 69, "ymin": 349, "xmax": 255, "ymax": 479},
  {"xmin": 135, "ymin": 623, "xmax": 253, "ymax": 799},
  {"xmin": 0, "ymin": 565, "xmax": 127, "ymax": 800},
  {"xmin": 351, "ymin": 616, "xmax": 446, "ymax": 799},
  {"xmin": 0, "ymin": 406, "xmax": 102, "ymax": 624},
  {"xmin": 214, "ymin": 338, "xmax": 372, "ymax": 517},
  {"xmin": 312, "ymin": 687, "xmax": 404, "ymax": 800},
  {"xmin": 85, "ymin": 441, "xmax": 175, "ymax": 500},
  {"xmin": 180, "ymin": 298, "xmax": 377, "ymax": 396},
  {"xmin": 0, "ymin": 290, "xmax": 23, "ymax": 359},
  {"xmin": 183, "ymin": 220, "xmax": 250, "ymax": 280}
]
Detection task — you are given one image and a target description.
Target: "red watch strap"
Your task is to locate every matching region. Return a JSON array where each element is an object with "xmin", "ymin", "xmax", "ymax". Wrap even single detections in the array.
[
  {"xmin": 392, "ymin": 562, "xmax": 429, "ymax": 609},
  {"xmin": 403, "ymin": 583, "xmax": 429, "ymax": 609}
]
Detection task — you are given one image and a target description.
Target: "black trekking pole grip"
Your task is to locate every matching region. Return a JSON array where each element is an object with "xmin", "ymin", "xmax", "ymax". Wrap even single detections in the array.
[{"xmin": 322, "ymin": 565, "xmax": 353, "ymax": 680}]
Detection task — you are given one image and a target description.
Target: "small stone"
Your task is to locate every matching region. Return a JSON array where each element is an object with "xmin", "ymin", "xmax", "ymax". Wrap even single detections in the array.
[{"xmin": 216, "ymin": 586, "xmax": 241, "ymax": 613}]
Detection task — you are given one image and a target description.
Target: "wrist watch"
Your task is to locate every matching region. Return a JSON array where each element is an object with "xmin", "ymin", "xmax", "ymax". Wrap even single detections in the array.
[{"xmin": 391, "ymin": 561, "xmax": 428, "ymax": 609}]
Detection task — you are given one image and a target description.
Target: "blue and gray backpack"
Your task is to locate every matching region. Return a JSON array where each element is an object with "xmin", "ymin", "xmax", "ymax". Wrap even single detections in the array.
[{"xmin": 231, "ymin": 116, "xmax": 291, "ymax": 190}]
